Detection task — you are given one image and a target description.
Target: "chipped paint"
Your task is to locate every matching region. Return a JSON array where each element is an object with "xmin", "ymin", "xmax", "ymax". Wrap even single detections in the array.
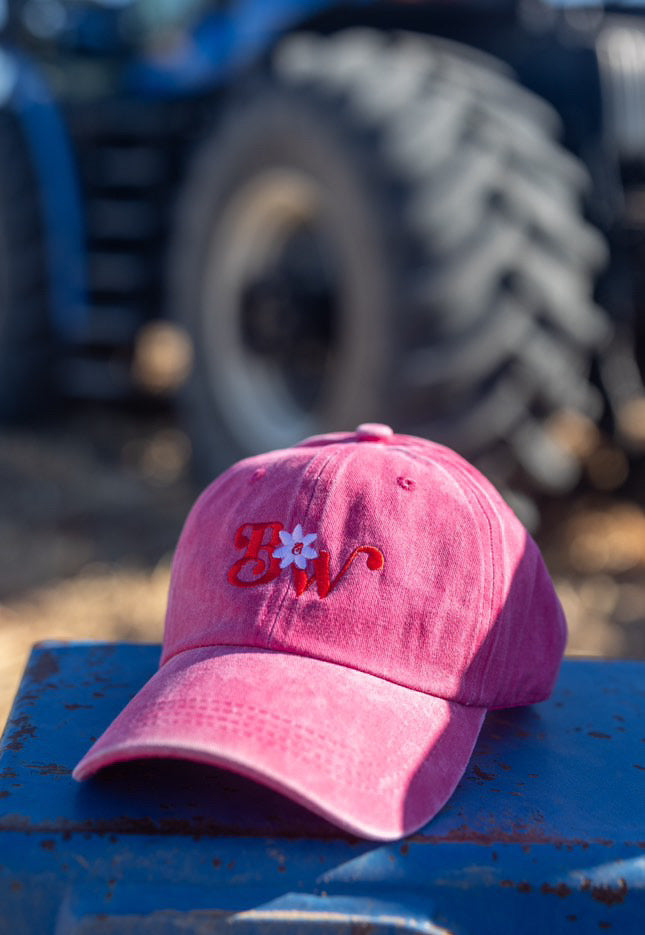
[
  {"xmin": 541, "ymin": 883, "xmax": 572, "ymax": 898},
  {"xmin": 409, "ymin": 825, "xmax": 615, "ymax": 849},
  {"xmin": 582, "ymin": 877, "xmax": 628, "ymax": 906},
  {"xmin": 473, "ymin": 766, "xmax": 496, "ymax": 781},
  {"xmin": 24, "ymin": 762, "xmax": 70, "ymax": 776},
  {"xmin": 2, "ymin": 715, "xmax": 36, "ymax": 752},
  {"xmin": 27, "ymin": 651, "xmax": 60, "ymax": 685}
]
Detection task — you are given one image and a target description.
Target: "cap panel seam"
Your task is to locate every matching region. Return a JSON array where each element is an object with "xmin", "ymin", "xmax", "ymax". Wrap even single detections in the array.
[{"xmin": 265, "ymin": 448, "xmax": 339, "ymax": 647}]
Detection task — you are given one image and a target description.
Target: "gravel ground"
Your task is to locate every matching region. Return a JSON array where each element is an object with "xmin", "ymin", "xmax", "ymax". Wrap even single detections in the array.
[{"xmin": 1, "ymin": 402, "xmax": 644, "ymax": 729}]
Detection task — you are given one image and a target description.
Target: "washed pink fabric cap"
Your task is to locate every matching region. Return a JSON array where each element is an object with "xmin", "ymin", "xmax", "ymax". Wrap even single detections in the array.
[{"xmin": 73, "ymin": 425, "xmax": 567, "ymax": 840}]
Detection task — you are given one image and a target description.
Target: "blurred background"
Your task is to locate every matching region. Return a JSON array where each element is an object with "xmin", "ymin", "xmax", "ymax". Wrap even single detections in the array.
[{"xmin": 1, "ymin": 0, "xmax": 645, "ymax": 727}]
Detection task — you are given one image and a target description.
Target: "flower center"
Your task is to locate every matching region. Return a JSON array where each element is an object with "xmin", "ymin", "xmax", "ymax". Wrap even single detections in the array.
[{"xmin": 293, "ymin": 543, "xmax": 303, "ymax": 555}]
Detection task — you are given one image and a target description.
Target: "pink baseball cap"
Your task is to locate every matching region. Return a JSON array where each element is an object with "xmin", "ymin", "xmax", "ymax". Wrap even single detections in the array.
[{"xmin": 73, "ymin": 424, "xmax": 566, "ymax": 840}]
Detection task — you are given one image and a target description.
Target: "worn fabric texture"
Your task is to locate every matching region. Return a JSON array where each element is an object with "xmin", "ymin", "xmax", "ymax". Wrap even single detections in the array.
[{"xmin": 74, "ymin": 426, "xmax": 566, "ymax": 840}]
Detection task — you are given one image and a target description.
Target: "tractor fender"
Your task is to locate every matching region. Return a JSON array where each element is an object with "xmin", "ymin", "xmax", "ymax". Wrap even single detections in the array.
[{"xmin": 0, "ymin": 45, "xmax": 87, "ymax": 339}]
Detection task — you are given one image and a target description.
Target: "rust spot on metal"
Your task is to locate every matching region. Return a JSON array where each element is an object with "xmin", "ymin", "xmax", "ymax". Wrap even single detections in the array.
[
  {"xmin": 499, "ymin": 762, "xmax": 511, "ymax": 771},
  {"xmin": 0, "ymin": 769, "xmax": 17, "ymax": 780},
  {"xmin": 588, "ymin": 732, "xmax": 611, "ymax": 739},
  {"xmin": 473, "ymin": 765, "xmax": 496, "ymax": 781},
  {"xmin": 599, "ymin": 923, "xmax": 612, "ymax": 930},
  {"xmin": 213, "ymin": 858, "xmax": 221, "ymax": 868},
  {"xmin": 492, "ymin": 851, "xmax": 498, "ymax": 862},
  {"xmin": 28, "ymin": 651, "xmax": 60, "ymax": 685},
  {"xmin": 227, "ymin": 861, "xmax": 235, "ymax": 870},
  {"xmin": 0, "ymin": 811, "xmax": 347, "ymax": 839},
  {"xmin": 40, "ymin": 839, "xmax": 56, "ymax": 851},
  {"xmin": 409, "ymin": 824, "xmax": 615, "ymax": 849},
  {"xmin": 517, "ymin": 882, "xmax": 532, "ymax": 893},
  {"xmin": 10, "ymin": 882, "xmax": 22, "ymax": 892},
  {"xmin": 92, "ymin": 692, "xmax": 104, "ymax": 699},
  {"xmin": 4, "ymin": 715, "xmax": 36, "ymax": 751},
  {"xmin": 0, "ymin": 791, "xmax": 10, "ymax": 799},
  {"xmin": 26, "ymin": 762, "xmax": 70, "ymax": 776},
  {"xmin": 541, "ymin": 883, "xmax": 572, "ymax": 899},
  {"xmin": 583, "ymin": 877, "xmax": 627, "ymax": 906},
  {"xmin": 500, "ymin": 880, "xmax": 514, "ymax": 888},
  {"xmin": 400, "ymin": 843, "xmax": 409, "ymax": 856},
  {"xmin": 565, "ymin": 915, "xmax": 577, "ymax": 922},
  {"xmin": 634, "ymin": 764, "xmax": 645, "ymax": 771},
  {"xmin": 64, "ymin": 704, "xmax": 93, "ymax": 711},
  {"xmin": 277, "ymin": 865, "xmax": 286, "ymax": 873}
]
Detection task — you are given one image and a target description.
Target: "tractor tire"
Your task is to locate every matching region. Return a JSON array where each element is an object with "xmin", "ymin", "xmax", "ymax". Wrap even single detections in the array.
[
  {"xmin": 0, "ymin": 111, "xmax": 53, "ymax": 420},
  {"xmin": 168, "ymin": 30, "xmax": 609, "ymax": 496}
]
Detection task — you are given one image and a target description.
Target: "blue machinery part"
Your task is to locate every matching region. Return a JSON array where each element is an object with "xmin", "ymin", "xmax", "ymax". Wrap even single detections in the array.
[
  {"xmin": 127, "ymin": 0, "xmax": 372, "ymax": 94},
  {"xmin": 0, "ymin": 47, "xmax": 87, "ymax": 339}
]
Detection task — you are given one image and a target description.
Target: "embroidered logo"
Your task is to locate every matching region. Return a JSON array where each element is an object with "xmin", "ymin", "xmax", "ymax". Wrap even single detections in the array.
[{"xmin": 227, "ymin": 521, "xmax": 384, "ymax": 598}]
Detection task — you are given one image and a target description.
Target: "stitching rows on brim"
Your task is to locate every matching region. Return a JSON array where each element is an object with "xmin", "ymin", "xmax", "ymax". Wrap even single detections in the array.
[{"xmin": 116, "ymin": 697, "xmax": 415, "ymax": 793}]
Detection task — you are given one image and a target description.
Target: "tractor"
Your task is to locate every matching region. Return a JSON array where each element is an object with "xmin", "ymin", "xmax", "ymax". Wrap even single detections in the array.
[{"xmin": 1, "ymin": 0, "xmax": 644, "ymax": 511}]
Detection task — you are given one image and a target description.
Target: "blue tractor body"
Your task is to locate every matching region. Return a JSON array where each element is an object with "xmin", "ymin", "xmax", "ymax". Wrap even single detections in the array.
[{"xmin": 1, "ymin": 0, "xmax": 644, "ymax": 499}]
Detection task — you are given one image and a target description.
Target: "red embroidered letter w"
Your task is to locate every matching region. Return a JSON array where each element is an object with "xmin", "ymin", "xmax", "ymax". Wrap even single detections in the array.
[{"xmin": 227, "ymin": 521, "xmax": 384, "ymax": 597}]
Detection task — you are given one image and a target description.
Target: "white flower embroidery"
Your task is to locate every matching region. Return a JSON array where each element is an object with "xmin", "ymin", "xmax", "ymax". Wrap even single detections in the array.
[{"xmin": 273, "ymin": 523, "xmax": 318, "ymax": 570}]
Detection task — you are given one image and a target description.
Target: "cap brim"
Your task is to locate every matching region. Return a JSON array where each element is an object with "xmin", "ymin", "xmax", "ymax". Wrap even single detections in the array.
[{"xmin": 73, "ymin": 646, "xmax": 485, "ymax": 841}]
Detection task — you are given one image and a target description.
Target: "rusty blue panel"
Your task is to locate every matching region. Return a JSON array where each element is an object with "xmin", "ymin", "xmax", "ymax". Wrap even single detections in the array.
[{"xmin": 0, "ymin": 644, "xmax": 643, "ymax": 933}]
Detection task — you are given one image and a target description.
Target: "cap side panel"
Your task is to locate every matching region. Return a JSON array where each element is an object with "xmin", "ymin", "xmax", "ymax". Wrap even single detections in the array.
[
  {"xmin": 161, "ymin": 464, "xmax": 254, "ymax": 665},
  {"xmin": 430, "ymin": 453, "xmax": 567, "ymax": 707},
  {"xmin": 162, "ymin": 448, "xmax": 319, "ymax": 663},
  {"xmin": 483, "ymin": 528, "xmax": 567, "ymax": 707}
]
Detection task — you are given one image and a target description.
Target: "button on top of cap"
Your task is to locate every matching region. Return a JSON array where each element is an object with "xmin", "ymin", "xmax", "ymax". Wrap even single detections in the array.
[{"xmin": 355, "ymin": 423, "xmax": 394, "ymax": 442}]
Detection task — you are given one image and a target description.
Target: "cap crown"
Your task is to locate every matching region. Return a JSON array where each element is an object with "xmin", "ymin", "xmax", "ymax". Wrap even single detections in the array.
[{"xmin": 162, "ymin": 432, "xmax": 566, "ymax": 708}]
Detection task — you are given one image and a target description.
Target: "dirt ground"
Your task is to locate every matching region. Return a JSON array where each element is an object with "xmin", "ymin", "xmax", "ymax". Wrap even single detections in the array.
[{"xmin": 1, "ymin": 402, "xmax": 644, "ymax": 729}]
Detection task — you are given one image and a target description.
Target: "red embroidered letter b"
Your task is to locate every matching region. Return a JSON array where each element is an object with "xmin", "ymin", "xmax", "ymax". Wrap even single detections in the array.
[{"xmin": 228, "ymin": 522, "xmax": 283, "ymax": 587}]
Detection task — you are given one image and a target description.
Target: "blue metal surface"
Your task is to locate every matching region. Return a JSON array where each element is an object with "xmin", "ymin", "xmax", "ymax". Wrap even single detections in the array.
[
  {"xmin": 0, "ymin": 48, "xmax": 87, "ymax": 338},
  {"xmin": 127, "ymin": 0, "xmax": 370, "ymax": 95},
  {"xmin": 0, "ymin": 644, "xmax": 643, "ymax": 933}
]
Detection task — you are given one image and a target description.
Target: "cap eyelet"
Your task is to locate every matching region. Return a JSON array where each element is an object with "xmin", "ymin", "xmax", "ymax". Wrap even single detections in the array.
[{"xmin": 397, "ymin": 476, "xmax": 416, "ymax": 491}]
